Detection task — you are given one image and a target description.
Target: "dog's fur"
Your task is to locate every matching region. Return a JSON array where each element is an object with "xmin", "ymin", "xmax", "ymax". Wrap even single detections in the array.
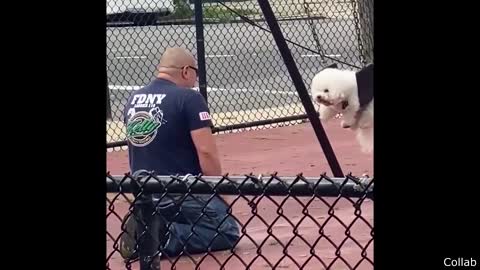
[{"xmin": 310, "ymin": 68, "xmax": 373, "ymax": 153}]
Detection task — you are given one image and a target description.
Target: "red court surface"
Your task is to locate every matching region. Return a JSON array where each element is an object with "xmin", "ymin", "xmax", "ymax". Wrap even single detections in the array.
[{"xmin": 107, "ymin": 120, "xmax": 374, "ymax": 270}]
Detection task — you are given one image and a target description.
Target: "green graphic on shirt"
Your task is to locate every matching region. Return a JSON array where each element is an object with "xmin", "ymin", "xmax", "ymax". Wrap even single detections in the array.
[
  {"xmin": 127, "ymin": 118, "xmax": 160, "ymax": 138},
  {"xmin": 126, "ymin": 110, "xmax": 166, "ymax": 147}
]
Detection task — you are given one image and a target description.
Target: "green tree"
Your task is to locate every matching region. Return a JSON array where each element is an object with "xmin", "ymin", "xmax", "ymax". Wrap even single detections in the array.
[{"xmin": 173, "ymin": 0, "xmax": 193, "ymax": 18}]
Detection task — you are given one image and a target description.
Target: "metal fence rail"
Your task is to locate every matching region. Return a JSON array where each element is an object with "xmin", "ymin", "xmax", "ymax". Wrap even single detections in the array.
[
  {"xmin": 106, "ymin": 0, "xmax": 374, "ymax": 151},
  {"xmin": 106, "ymin": 172, "xmax": 374, "ymax": 269}
]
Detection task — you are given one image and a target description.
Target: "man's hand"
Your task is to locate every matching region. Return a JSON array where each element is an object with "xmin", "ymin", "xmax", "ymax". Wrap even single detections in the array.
[{"xmin": 191, "ymin": 127, "xmax": 222, "ymax": 176}]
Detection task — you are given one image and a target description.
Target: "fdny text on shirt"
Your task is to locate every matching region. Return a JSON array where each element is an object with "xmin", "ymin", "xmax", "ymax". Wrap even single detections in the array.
[{"xmin": 131, "ymin": 94, "xmax": 167, "ymax": 108}]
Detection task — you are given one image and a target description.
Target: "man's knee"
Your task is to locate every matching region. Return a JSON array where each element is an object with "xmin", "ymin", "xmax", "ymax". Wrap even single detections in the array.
[{"xmin": 163, "ymin": 219, "xmax": 239, "ymax": 257}]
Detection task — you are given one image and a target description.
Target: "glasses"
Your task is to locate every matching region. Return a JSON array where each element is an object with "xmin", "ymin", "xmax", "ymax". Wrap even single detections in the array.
[
  {"xmin": 185, "ymin": 66, "xmax": 198, "ymax": 78},
  {"xmin": 186, "ymin": 65, "xmax": 198, "ymax": 73},
  {"xmin": 161, "ymin": 65, "xmax": 198, "ymax": 77}
]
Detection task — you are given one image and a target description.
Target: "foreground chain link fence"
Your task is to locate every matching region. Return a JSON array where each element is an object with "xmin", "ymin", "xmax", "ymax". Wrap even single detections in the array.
[
  {"xmin": 106, "ymin": 0, "xmax": 374, "ymax": 151},
  {"xmin": 106, "ymin": 172, "xmax": 374, "ymax": 270}
]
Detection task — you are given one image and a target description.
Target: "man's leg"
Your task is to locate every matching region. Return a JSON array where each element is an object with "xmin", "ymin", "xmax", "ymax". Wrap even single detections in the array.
[
  {"xmin": 136, "ymin": 198, "xmax": 167, "ymax": 270},
  {"xmin": 163, "ymin": 220, "xmax": 239, "ymax": 257},
  {"xmin": 161, "ymin": 195, "xmax": 240, "ymax": 257}
]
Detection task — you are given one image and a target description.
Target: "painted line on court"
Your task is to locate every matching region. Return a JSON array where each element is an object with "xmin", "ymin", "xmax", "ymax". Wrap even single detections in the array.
[
  {"xmin": 109, "ymin": 85, "xmax": 143, "ymax": 91},
  {"xmin": 301, "ymin": 54, "xmax": 341, "ymax": 58},
  {"xmin": 205, "ymin": 55, "xmax": 235, "ymax": 58},
  {"xmin": 115, "ymin": 56, "xmax": 147, "ymax": 59},
  {"xmin": 209, "ymin": 88, "xmax": 300, "ymax": 96}
]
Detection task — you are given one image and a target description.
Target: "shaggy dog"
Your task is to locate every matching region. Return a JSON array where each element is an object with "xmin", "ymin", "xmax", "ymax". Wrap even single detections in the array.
[{"xmin": 310, "ymin": 65, "xmax": 373, "ymax": 153}]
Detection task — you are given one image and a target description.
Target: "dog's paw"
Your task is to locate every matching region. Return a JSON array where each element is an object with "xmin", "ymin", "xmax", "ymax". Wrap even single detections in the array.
[
  {"xmin": 341, "ymin": 120, "xmax": 355, "ymax": 129},
  {"xmin": 341, "ymin": 110, "xmax": 357, "ymax": 128}
]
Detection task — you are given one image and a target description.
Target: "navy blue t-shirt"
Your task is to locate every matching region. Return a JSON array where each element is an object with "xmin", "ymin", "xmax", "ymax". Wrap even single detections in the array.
[{"xmin": 124, "ymin": 78, "xmax": 213, "ymax": 176}]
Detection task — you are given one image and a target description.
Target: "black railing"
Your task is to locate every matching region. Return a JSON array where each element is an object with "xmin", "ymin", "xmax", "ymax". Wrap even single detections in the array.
[{"xmin": 106, "ymin": 172, "xmax": 374, "ymax": 270}]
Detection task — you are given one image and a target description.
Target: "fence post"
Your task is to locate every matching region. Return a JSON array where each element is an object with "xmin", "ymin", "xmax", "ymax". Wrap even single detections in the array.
[
  {"xmin": 131, "ymin": 172, "xmax": 165, "ymax": 270},
  {"xmin": 256, "ymin": 0, "xmax": 344, "ymax": 177},
  {"xmin": 194, "ymin": 0, "xmax": 208, "ymax": 104},
  {"xmin": 357, "ymin": 0, "xmax": 374, "ymax": 63},
  {"xmin": 303, "ymin": 1, "xmax": 326, "ymax": 64},
  {"xmin": 106, "ymin": 80, "xmax": 112, "ymax": 120}
]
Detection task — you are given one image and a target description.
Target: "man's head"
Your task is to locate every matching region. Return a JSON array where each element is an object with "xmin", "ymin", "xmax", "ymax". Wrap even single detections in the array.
[{"xmin": 157, "ymin": 47, "xmax": 198, "ymax": 88}]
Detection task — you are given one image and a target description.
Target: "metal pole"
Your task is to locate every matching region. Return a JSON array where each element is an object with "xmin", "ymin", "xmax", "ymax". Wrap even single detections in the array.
[
  {"xmin": 256, "ymin": 0, "xmax": 344, "ymax": 177},
  {"xmin": 303, "ymin": 1, "xmax": 326, "ymax": 64},
  {"xmin": 106, "ymin": 80, "xmax": 112, "ymax": 120},
  {"xmin": 194, "ymin": 0, "xmax": 208, "ymax": 104},
  {"xmin": 357, "ymin": 0, "xmax": 374, "ymax": 63},
  {"xmin": 131, "ymin": 172, "xmax": 164, "ymax": 270}
]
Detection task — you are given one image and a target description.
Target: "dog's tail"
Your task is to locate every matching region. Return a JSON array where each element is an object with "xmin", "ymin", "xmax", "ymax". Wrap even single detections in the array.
[{"xmin": 357, "ymin": 127, "xmax": 373, "ymax": 154}]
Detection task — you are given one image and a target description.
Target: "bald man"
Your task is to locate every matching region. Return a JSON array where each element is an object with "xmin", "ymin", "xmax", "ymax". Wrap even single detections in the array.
[{"xmin": 120, "ymin": 47, "xmax": 239, "ymax": 270}]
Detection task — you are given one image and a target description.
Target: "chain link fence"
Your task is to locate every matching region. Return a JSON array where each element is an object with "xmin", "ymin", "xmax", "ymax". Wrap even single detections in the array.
[
  {"xmin": 107, "ymin": 172, "xmax": 374, "ymax": 270},
  {"xmin": 106, "ymin": 0, "xmax": 374, "ymax": 151}
]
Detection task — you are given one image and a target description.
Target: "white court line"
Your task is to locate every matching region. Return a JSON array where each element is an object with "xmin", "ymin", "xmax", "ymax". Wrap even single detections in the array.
[
  {"xmin": 109, "ymin": 85, "xmax": 143, "ymax": 91},
  {"xmin": 212, "ymin": 88, "xmax": 300, "ymax": 96},
  {"xmin": 190, "ymin": 87, "xmax": 299, "ymax": 96},
  {"xmin": 115, "ymin": 56, "xmax": 147, "ymax": 59},
  {"xmin": 109, "ymin": 85, "xmax": 302, "ymax": 96},
  {"xmin": 205, "ymin": 55, "xmax": 235, "ymax": 58},
  {"xmin": 301, "ymin": 54, "xmax": 341, "ymax": 58}
]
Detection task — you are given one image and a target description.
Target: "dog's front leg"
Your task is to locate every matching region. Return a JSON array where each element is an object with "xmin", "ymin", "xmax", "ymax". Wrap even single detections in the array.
[
  {"xmin": 319, "ymin": 105, "xmax": 337, "ymax": 121},
  {"xmin": 341, "ymin": 108, "xmax": 357, "ymax": 128}
]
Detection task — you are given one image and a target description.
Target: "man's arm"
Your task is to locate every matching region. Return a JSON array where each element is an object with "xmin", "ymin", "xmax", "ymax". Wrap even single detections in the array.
[
  {"xmin": 183, "ymin": 91, "xmax": 222, "ymax": 176},
  {"xmin": 191, "ymin": 127, "xmax": 222, "ymax": 176}
]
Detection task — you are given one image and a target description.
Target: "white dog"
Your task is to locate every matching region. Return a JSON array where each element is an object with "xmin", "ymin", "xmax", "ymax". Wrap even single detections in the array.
[{"xmin": 310, "ymin": 66, "xmax": 373, "ymax": 153}]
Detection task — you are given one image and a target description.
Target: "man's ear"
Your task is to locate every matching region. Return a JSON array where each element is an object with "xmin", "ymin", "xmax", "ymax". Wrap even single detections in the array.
[{"xmin": 182, "ymin": 67, "xmax": 188, "ymax": 78}]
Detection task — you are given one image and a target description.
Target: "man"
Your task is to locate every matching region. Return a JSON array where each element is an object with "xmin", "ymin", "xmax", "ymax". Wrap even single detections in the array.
[{"xmin": 120, "ymin": 47, "xmax": 240, "ymax": 270}]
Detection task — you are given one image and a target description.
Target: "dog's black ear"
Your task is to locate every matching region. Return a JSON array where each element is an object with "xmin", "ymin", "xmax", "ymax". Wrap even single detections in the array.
[
  {"xmin": 317, "ymin": 63, "xmax": 338, "ymax": 73},
  {"xmin": 326, "ymin": 63, "xmax": 338, "ymax": 69},
  {"xmin": 356, "ymin": 64, "xmax": 374, "ymax": 107}
]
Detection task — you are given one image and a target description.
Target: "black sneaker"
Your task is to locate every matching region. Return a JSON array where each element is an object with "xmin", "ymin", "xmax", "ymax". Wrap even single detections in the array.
[{"xmin": 119, "ymin": 212, "xmax": 139, "ymax": 261}]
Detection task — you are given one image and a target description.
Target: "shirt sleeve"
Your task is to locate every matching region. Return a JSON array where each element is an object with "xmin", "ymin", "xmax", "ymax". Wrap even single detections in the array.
[{"xmin": 183, "ymin": 91, "xmax": 213, "ymax": 131}]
